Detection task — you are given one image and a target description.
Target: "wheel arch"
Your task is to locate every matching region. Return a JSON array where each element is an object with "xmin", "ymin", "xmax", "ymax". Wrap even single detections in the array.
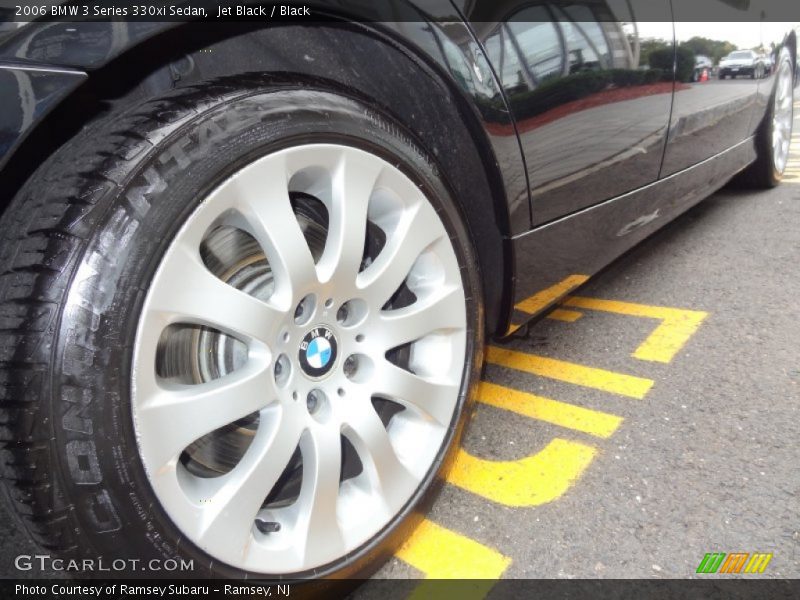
[{"xmin": 0, "ymin": 21, "xmax": 514, "ymax": 337}]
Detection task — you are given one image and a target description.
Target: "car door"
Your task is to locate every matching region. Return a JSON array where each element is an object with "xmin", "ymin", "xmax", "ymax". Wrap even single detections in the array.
[
  {"xmin": 460, "ymin": 0, "xmax": 675, "ymax": 227},
  {"xmin": 660, "ymin": 0, "xmax": 762, "ymax": 177}
]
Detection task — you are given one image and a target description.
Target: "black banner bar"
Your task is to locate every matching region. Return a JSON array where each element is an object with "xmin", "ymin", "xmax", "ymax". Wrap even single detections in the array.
[
  {"xmin": 1, "ymin": 0, "xmax": 800, "ymax": 23},
  {"xmin": 2, "ymin": 579, "xmax": 799, "ymax": 600}
]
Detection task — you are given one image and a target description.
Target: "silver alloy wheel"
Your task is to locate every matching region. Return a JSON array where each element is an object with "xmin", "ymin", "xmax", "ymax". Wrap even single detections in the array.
[
  {"xmin": 772, "ymin": 56, "xmax": 794, "ymax": 174},
  {"xmin": 131, "ymin": 144, "xmax": 467, "ymax": 573}
]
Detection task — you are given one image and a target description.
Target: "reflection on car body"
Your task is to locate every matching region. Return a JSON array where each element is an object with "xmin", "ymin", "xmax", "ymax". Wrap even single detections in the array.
[{"xmin": 719, "ymin": 49, "xmax": 764, "ymax": 78}]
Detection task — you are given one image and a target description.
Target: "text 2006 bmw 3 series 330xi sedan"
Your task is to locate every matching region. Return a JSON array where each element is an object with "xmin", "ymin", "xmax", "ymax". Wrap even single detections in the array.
[{"xmin": 0, "ymin": 0, "xmax": 795, "ymax": 584}]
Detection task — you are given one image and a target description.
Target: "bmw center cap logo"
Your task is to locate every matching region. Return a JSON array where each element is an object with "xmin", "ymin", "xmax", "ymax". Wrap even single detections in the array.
[{"xmin": 298, "ymin": 326, "xmax": 338, "ymax": 378}]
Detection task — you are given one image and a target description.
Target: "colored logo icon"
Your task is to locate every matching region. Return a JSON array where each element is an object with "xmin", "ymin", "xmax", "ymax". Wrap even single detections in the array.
[
  {"xmin": 306, "ymin": 337, "xmax": 332, "ymax": 369},
  {"xmin": 696, "ymin": 552, "xmax": 773, "ymax": 574},
  {"xmin": 298, "ymin": 326, "xmax": 338, "ymax": 378}
]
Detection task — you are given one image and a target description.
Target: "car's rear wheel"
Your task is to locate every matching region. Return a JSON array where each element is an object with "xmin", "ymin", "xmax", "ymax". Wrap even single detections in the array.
[
  {"xmin": 738, "ymin": 49, "xmax": 794, "ymax": 188},
  {"xmin": 0, "ymin": 76, "xmax": 483, "ymax": 578}
]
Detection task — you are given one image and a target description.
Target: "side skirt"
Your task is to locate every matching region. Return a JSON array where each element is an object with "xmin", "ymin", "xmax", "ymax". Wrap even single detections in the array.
[{"xmin": 504, "ymin": 137, "xmax": 757, "ymax": 336}]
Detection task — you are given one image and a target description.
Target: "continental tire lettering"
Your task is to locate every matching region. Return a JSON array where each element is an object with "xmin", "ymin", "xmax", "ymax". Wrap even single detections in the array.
[
  {"xmin": 84, "ymin": 489, "xmax": 122, "ymax": 533},
  {"xmin": 62, "ymin": 339, "xmax": 92, "ymax": 372},
  {"xmin": 102, "ymin": 208, "xmax": 141, "ymax": 264},
  {"xmin": 195, "ymin": 117, "xmax": 227, "ymax": 145},
  {"xmin": 158, "ymin": 137, "xmax": 192, "ymax": 170},
  {"xmin": 124, "ymin": 166, "xmax": 166, "ymax": 217},
  {"xmin": 68, "ymin": 215, "xmax": 135, "ymax": 315},
  {"xmin": 66, "ymin": 440, "xmax": 101, "ymax": 485},
  {"xmin": 65, "ymin": 261, "xmax": 102, "ymax": 315},
  {"xmin": 62, "ymin": 385, "xmax": 93, "ymax": 434}
]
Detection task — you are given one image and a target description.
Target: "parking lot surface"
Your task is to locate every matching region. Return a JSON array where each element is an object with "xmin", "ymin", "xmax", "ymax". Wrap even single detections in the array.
[
  {"xmin": 371, "ymin": 103, "xmax": 800, "ymax": 584},
  {"xmin": 1, "ymin": 106, "xmax": 799, "ymax": 585}
]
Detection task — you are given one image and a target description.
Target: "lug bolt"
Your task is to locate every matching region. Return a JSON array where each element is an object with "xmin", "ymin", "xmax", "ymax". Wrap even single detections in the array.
[
  {"xmin": 255, "ymin": 519, "xmax": 281, "ymax": 534},
  {"xmin": 336, "ymin": 304, "xmax": 349, "ymax": 323},
  {"xmin": 336, "ymin": 298, "xmax": 367, "ymax": 327},
  {"xmin": 294, "ymin": 294, "xmax": 316, "ymax": 325},
  {"xmin": 307, "ymin": 389, "xmax": 325, "ymax": 414},
  {"xmin": 274, "ymin": 354, "xmax": 290, "ymax": 388},
  {"xmin": 343, "ymin": 355, "xmax": 358, "ymax": 378}
]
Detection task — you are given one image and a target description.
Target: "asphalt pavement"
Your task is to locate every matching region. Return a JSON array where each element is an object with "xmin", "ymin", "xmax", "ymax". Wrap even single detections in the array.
[
  {"xmin": 1, "ymin": 106, "xmax": 799, "ymax": 585},
  {"xmin": 372, "ymin": 103, "xmax": 800, "ymax": 582}
]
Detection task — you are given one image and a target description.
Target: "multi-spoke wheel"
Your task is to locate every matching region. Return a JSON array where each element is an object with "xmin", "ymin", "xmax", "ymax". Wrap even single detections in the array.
[
  {"xmin": 133, "ymin": 144, "xmax": 469, "ymax": 573},
  {"xmin": 770, "ymin": 55, "xmax": 794, "ymax": 175},
  {"xmin": 0, "ymin": 80, "xmax": 482, "ymax": 578},
  {"xmin": 739, "ymin": 48, "xmax": 795, "ymax": 188}
]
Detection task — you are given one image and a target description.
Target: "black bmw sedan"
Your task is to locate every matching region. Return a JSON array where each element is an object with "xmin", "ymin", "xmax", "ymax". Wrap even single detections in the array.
[{"xmin": 0, "ymin": 0, "xmax": 795, "ymax": 582}]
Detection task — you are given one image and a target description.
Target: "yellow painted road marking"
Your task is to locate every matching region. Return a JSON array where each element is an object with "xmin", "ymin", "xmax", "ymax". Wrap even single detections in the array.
[
  {"xmin": 477, "ymin": 381, "xmax": 622, "ymax": 438},
  {"xmin": 396, "ymin": 519, "xmax": 511, "ymax": 599},
  {"xmin": 448, "ymin": 439, "xmax": 597, "ymax": 507},
  {"xmin": 487, "ymin": 346, "xmax": 654, "ymax": 398},
  {"xmin": 508, "ymin": 274, "xmax": 590, "ymax": 333},
  {"xmin": 515, "ymin": 274, "xmax": 590, "ymax": 314},
  {"xmin": 563, "ymin": 296, "xmax": 708, "ymax": 364},
  {"xmin": 547, "ymin": 308, "xmax": 584, "ymax": 322}
]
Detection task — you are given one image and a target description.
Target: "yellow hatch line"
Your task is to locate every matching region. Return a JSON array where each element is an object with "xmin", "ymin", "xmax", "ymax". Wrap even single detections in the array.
[
  {"xmin": 547, "ymin": 308, "xmax": 584, "ymax": 322},
  {"xmin": 514, "ymin": 274, "xmax": 590, "ymax": 314},
  {"xmin": 508, "ymin": 274, "xmax": 589, "ymax": 333},
  {"xmin": 447, "ymin": 439, "xmax": 597, "ymax": 507},
  {"xmin": 396, "ymin": 519, "xmax": 511, "ymax": 599},
  {"xmin": 486, "ymin": 346, "xmax": 654, "ymax": 399},
  {"xmin": 477, "ymin": 381, "xmax": 623, "ymax": 438},
  {"xmin": 563, "ymin": 296, "xmax": 708, "ymax": 364}
]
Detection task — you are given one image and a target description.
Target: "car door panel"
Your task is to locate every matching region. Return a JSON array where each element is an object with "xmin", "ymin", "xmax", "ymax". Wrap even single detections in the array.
[
  {"xmin": 660, "ymin": 1, "xmax": 762, "ymax": 177},
  {"xmin": 509, "ymin": 135, "xmax": 756, "ymax": 333},
  {"xmin": 460, "ymin": 0, "xmax": 674, "ymax": 226}
]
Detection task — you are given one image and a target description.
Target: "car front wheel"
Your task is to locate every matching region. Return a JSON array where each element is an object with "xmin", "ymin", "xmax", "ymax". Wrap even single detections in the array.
[{"xmin": 0, "ymin": 76, "xmax": 483, "ymax": 579}]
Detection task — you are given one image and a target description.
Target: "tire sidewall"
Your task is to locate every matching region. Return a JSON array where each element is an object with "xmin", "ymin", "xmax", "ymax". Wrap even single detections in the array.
[{"xmin": 48, "ymin": 82, "xmax": 483, "ymax": 579}]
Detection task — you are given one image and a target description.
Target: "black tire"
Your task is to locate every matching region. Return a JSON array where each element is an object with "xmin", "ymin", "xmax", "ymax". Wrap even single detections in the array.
[
  {"xmin": 736, "ymin": 50, "xmax": 794, "ymax": 189},
  {"xmin": 0, "ymin": 75, "xmax": 483, "ymax": 579}
]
